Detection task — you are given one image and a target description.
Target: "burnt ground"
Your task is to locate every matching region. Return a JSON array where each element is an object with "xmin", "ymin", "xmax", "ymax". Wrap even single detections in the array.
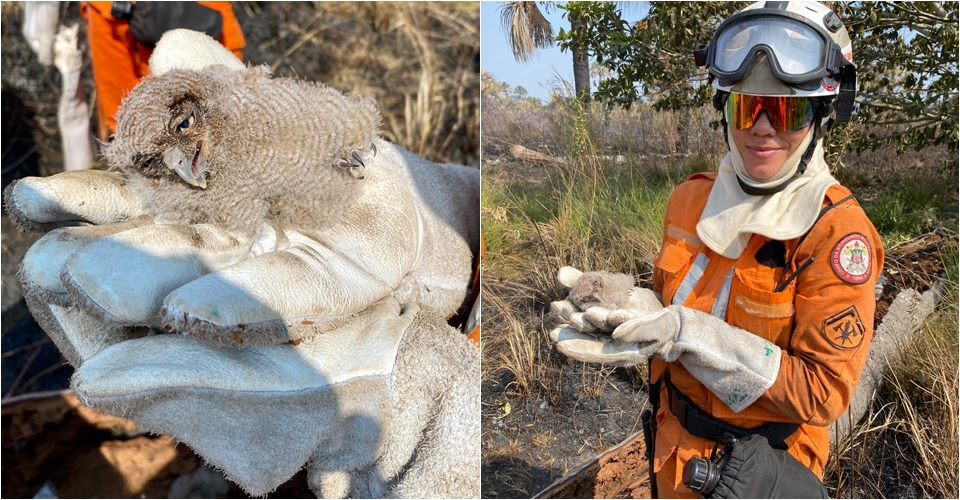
[
  {"xmin": 481, "ymin": 362, "xmax": 650, "ymax": 498},
  {"xmin": 479, "ymin": 148, "xmax": 661, "ymax": 498}
]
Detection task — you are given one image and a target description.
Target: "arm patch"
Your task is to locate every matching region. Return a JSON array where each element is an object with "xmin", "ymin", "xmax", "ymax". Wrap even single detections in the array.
[
  {"xmin": 830, "ymin": 232, "xmax": 872, "ymax": 284},
  {"xmin": 822, "ymin": 305, "xmax": 866, "ymax": 350}
]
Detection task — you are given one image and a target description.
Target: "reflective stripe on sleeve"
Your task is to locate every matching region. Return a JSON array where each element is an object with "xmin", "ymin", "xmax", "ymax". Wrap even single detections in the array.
[{"xmin": 672, "ymin": 252, "xmax": 709, "ymax": 306}]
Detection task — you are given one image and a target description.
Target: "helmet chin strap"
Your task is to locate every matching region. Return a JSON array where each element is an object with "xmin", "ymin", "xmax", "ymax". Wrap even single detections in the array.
[{"xmin": 726, "ymin": 122, "xmax": 820, "ymax": 196}]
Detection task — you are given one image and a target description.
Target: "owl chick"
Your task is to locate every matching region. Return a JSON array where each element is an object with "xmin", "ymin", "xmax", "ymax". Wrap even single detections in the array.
[
  {"xmin": 102, "ymin": 64, "xmax": 381, "ymax": 238},
  {"xmin": 565, "ymin": 270, "xmax": 636, "ymax": 311}
]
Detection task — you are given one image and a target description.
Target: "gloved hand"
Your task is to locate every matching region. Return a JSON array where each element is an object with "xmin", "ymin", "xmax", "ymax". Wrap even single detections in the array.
[
  {"xmin": 549, "ymin": 266, "xmax": 662, "ymax": 333},
  {"xmin": 4, "ymin": 29, "xmax": 479, "ymax": 348},
  {"xmin": 39, "ymin": 292, "xmax": 479, "ymax": 497},
  {"xmin": 10, "ymin": 185, "xmax": 481, "ymax": 498},
  {"xmin": 549, "ymin": 267, "xmax": 781, "ymax": 412}
]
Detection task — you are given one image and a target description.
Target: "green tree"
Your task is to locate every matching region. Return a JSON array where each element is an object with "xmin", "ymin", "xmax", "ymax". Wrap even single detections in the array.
[
  {"xmin": 556, "ymin": 1, "xmax": 958, "ymax": 153},
  {"xmin": 498, "ymin": 1, "xmax": 592, "ymax": 101}
]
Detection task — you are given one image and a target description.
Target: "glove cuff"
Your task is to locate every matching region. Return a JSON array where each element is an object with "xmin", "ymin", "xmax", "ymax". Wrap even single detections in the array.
[{"xmin": 673, "ymin": 306, "xmax": 781, "ymax": 412}]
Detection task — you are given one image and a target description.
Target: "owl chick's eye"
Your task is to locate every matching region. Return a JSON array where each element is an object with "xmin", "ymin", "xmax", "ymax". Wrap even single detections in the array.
[{"xmin": 178, "ymin": 113, "xmax": 195, "ymax": 133}]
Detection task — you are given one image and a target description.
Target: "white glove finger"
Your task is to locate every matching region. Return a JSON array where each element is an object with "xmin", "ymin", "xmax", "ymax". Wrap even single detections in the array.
[
  {"xmin": 149, "ymin": 29, "xmax": 245, "ymax": 76},
  {"xmin": 567, "ymin": 312, "xmax": 598, "ymax": 333},
  {"xmin": 583, "ymin": 306, "xmax": 614, "ymax": 331},
  {"xmin": 557, "ymin": 266, "xmax": 583, "ymax": 288},
  {"xmin": 23, "ymin": 291, "xmax": 148, "ymax": 368},
  {"xmin": 610, "ymin": 308, "xmax": 679, "ymax": 343},
  {"xmin": 161, "ymin": 236, "xmax": 399, "ymax": 346},
  {"xmin": 549, "ymin": 324, "xmax": 605, "ymax": 344},
  {"xmin": 63, "ymin": 222, "xmax": 253, "ymax": 325},
  {"xmin": 550, "ymin": 300, "xmax": 579, "ymax": 321},
  {"xmin": 606, "ymin": 308, "xmax": 641, "ymax": 328},
  {"xmin": 551, "ymin": 326, "xmax": 645, "ymax": 367},
  {"xmin": 4, "ymin": 171, "xmax": 143, "ymax": 232},
  {"xmin": 20, "ymin": 215, "xmax": 154, "ymax": 307},
  {"xmin": 624, "ymin": 287, "xmax": 665, "ymax": 312},
  {"xmin": 73, "ymin": 296, "xmax": 411, "ymax": 497}
]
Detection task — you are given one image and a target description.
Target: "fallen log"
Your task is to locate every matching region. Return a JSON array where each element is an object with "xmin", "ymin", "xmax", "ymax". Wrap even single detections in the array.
[
  {"xmin": 534, "ymin": 430, "xmax": 650, "ymax": 499},
  {"xmin": 509, "ymin": 144, "xmax": 566, "ymax": 166}
]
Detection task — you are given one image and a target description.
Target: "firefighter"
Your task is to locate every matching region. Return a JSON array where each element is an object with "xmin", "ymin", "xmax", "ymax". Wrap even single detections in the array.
[{"xmin": 550, "ymin": 2, "xmax": 882, "ymax": 497}]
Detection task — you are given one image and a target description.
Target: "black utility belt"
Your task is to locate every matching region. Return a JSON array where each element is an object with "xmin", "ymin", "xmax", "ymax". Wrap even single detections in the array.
[{"xmin": 664, "ymin": 373, "xmax": 799, "ymax": 450}]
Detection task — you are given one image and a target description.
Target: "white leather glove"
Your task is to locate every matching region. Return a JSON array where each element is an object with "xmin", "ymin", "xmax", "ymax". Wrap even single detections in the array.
[
  {"xmin": 4, "ymin": 29, "xmax": 479, "ymax": 348},
  {"xmin": 54, "ymin": 23, "xmax": 95, "ymax": 171},
  {"xmin": 37, "ymin": 293, "xmax": 478, "ymax": 497},
  {"xmin": 8, "ymin": 178, "xmax": 481, "ymax": 498},
  {"xmin": 548, "ymin": 267, "xmax": 780, "ymax": 413},
  {"xmin": 22, "ymin": 1, "xmax": 60, "ymax": 67}
]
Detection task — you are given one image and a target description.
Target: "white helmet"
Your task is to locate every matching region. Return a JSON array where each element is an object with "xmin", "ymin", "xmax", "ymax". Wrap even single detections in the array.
[{"xmin": 694, "ymin": 1, "xmax": 857, "ymax": 122}]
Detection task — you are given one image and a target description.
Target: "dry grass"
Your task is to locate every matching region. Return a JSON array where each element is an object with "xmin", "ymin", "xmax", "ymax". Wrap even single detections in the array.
[
  {"xmin": 531, "ymin": 429, "xmax": 555, "ymax": 448},
  {"xmin": 258, "ymin": 2, "xmax": 480, "ymax": 166},
  {"xmin": 481, "ymin": 87, "xmax": 727, "ymax": 410},
  {"xmin": 480, "ymin": 283, "xmax": 548, "ymax": 397},
  {"xmin": 827, "ymin": 242, "xmax": 959, "ymax": 498}
]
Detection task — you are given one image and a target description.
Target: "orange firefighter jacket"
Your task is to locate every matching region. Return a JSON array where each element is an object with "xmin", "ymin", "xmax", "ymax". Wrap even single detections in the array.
[
  {"xmin": 650, "ymin": 172, "xmax": 884, "ymax": 498},
  {"xmin": 467, "ymin": 233, "xmax": 483, "ymax": 347},
  {"xmin": 81, "ymin": 1, "xmax": 246, "ymax": 141}
]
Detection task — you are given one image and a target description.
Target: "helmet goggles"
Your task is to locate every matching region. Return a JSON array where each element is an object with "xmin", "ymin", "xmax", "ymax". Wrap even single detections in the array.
[
  {"xmin": 725, "ymin": 93, "xmax": 816, "ymax": 133},
  {"xmin": 705, "ymin": 10, "xmax": 849, "ymax": 86}
]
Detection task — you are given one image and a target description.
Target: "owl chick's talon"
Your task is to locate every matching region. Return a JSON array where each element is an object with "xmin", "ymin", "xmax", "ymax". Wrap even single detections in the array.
[
  {"xmin": 350, "ymin": 150, "xmax": 365, "ymax": 168},
  {"xmin": 335, "ymin": 150, "xmax": 366, "ymax": 180},
  {"xmin": 370, "ymin": 142, "xmax": 377, "ymax": 157}
]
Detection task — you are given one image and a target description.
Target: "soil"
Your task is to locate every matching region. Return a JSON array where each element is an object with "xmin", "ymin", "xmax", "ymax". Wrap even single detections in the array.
[
  {"xmin": 2, "ymin": 391, "xmax": 314, "ymax": 498},
  {"xmin": 535, "ymin": 432, "xmax": 651, "ymax": 499},
  {"xmin": 481, "ymin": 366, "xmax": 652, "ymax": 499}
]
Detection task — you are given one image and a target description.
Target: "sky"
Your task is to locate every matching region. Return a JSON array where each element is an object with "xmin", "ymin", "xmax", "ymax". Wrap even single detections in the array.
[{"xmin": 480, "ymin": 1, "xmax": 648, "ymax": 102}]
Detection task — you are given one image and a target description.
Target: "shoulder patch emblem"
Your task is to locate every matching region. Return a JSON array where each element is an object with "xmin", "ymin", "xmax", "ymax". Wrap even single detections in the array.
[
  {"xmin": 831, "ymin": 232, "xmax": 872, "ymax": 284},
  {"xmin": 822, "ymin": 305, "xmax": 866, "ymax": 350}
]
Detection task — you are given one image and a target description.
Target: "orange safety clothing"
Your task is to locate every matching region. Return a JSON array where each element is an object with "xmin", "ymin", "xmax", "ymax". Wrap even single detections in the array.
[
  {"xmin": 466, "ymin": 233, "xmax": 484, "ymax": 347},
  {"xmin": 81, "ymin": 1, "xmax": 245, "ymax": 141},
  {"xmin": 650, "ymin": 172, "xmax": 884, "ymax": 498}
]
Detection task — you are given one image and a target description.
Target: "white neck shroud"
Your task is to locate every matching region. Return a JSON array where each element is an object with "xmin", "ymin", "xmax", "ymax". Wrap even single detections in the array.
[{"xmin": 695, "ymin": 126, "xmax": 838, "ymax": 259}]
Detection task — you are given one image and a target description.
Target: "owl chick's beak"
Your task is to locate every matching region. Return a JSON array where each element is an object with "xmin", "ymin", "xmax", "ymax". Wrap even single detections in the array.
[{"xmin": 163, "ymin": 142, "xmax": 207, "ymax": 189}]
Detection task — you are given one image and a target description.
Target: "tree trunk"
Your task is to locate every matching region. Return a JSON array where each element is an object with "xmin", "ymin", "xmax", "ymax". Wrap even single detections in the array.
[{"xmin": 569, "ymin": 12, "xmax": 590, "ymax": 103}]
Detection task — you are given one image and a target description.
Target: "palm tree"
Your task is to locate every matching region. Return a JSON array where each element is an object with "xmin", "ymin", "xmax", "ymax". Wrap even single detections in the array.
[{"xmin": 499, "ymin": 1, "xmax": 591, "ymax": 102}]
